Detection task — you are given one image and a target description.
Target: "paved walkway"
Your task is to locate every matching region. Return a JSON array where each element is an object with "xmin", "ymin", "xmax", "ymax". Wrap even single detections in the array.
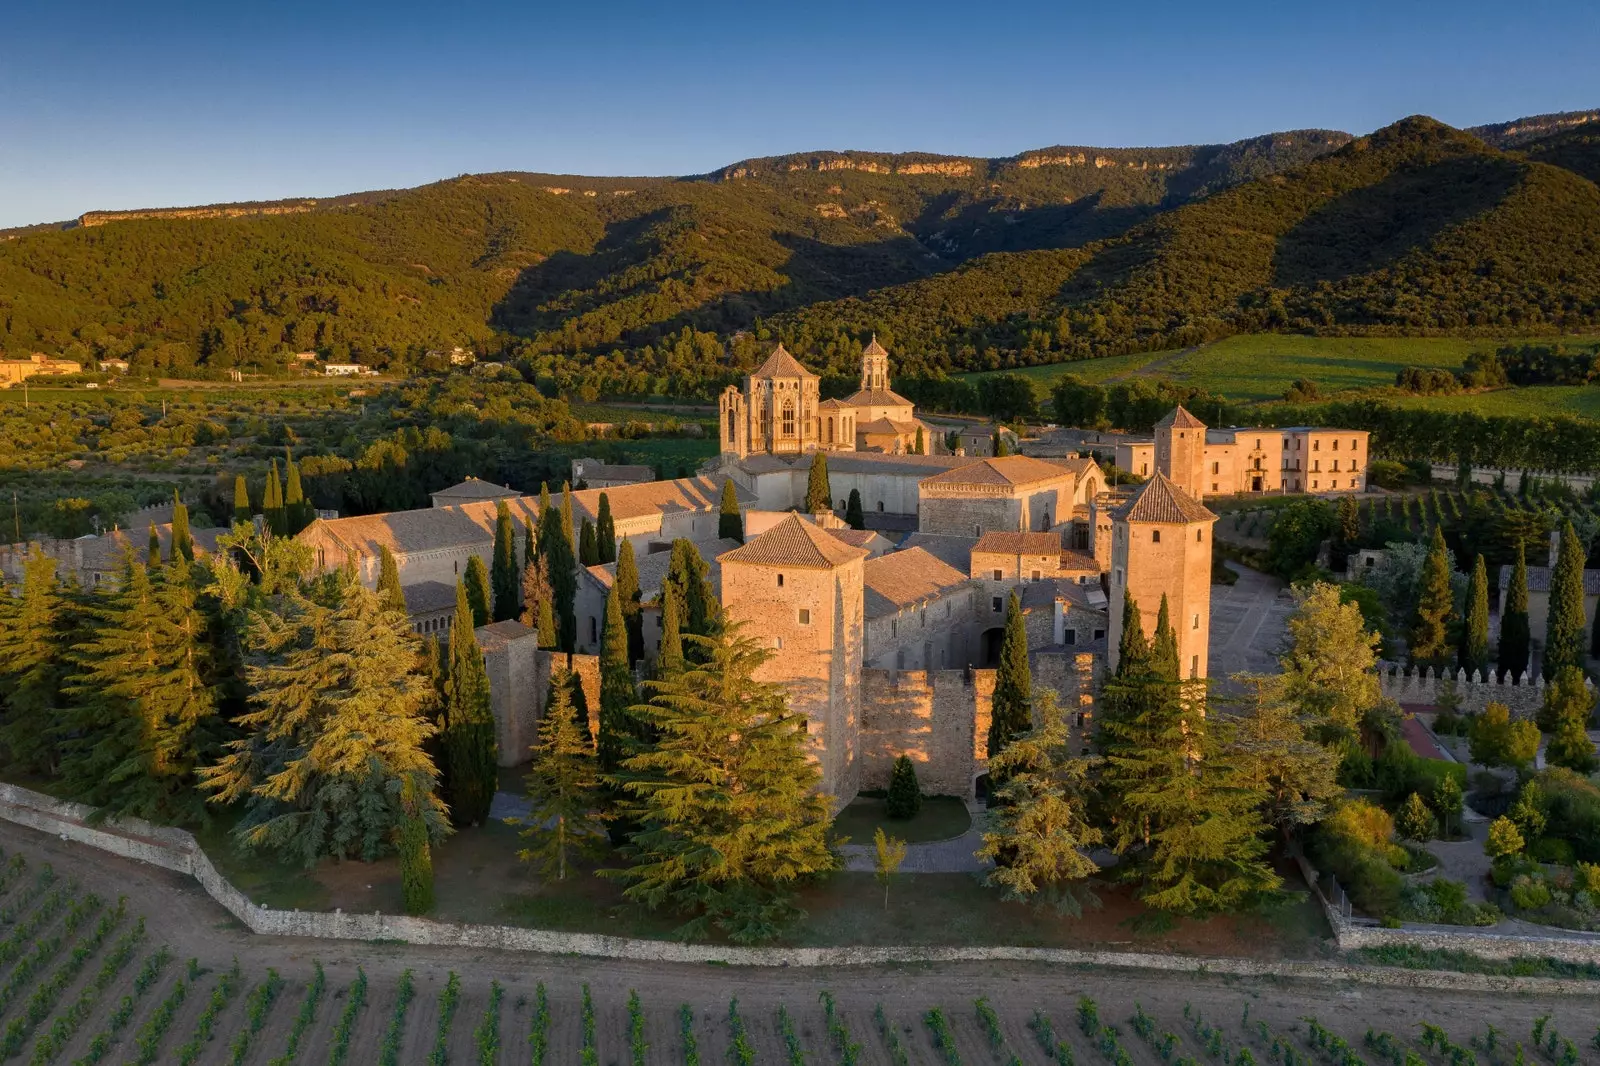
[
  {"xmin": 838, "ymin": 824, "xmax": 989, "ymax": 873},
  {"xmin": 1208, "ymin": 562, "xmax": 1293, "ymax": 682}
]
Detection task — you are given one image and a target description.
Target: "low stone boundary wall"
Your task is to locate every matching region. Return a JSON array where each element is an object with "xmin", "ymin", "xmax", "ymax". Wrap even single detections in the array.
[
  {"xmin": 7, "ymin": 783, "xmax": 1600, "ymax": 987},
  {"xmin": 1374, "ymin": 661, "xmax": 1591, "ymax": 716}
]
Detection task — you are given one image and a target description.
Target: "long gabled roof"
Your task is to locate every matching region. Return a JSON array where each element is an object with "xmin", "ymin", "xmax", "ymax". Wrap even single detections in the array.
[
  {"xmin": 971, "ymin": 531, "xmax": 1065, "ymax": 556},
  {"xmin": 1110, "ymin": 472, "xmax": 1216, "ymax": 524},
  {"xmin": 863, "ymin": 548, "xmax": 970, "ymax": 619},
  {"xmin": 1156, "ymin": 405, "xmax": 1206, "ymax": 430},
  {"xmin": 717, "ymin": 514, "xmax": 869, "ymax": 570},
  {"xmin": 749, "ymin": 344, "xmax": 817, "ymax": 381},
  {"xmin": 919, "ymin": 454, "xmax": 1077, "ymax": 490}
]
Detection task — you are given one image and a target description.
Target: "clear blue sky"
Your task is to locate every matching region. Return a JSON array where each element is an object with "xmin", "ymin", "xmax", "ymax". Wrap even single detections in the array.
[{"xmin": 2, "ymin": 0, "xmax": 1595, "ymax": 228}]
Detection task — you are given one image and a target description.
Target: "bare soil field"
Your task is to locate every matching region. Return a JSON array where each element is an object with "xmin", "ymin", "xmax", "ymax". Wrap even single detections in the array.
[{"xmin": 0, "ymin": 820, "xmax": 1593, "ymax": 1066}]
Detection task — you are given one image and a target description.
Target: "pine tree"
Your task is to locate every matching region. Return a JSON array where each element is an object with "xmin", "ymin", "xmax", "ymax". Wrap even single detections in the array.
[
  {"xmin": 579, "ymin": 517, "xmax": 599, "ymax": 566},
  {"xmin": 596, "ymin": 493, "xmax": 617, "ymax": 564},
  {"xmin": 61, "ymin": 556, "xmax": 218, "ymax": 822},
  {"xmin": 597, "ymin": 586, "xmax": 637, "ymax": 841},
  {"xmin": 147, "ymin": 523, "xmax": 161, "ymax": 565},
  {"xmin": 0, "ymin": 555, "xmax": 69, "ymax": 776},
  {"xmin": 232, "ymin": 475, "xmax": 252, "ymax": 526},
  {"xmin": 398, "ymin": 777, "xmax": 435, "ymax": 915},
  {"xmin": 263, "ymin": 460, "xmax": 285, "ymax": 537},
  {"xmin": 463, "ymin": 554, "xmax": 491, "ymax": 628},
  {"xmin": 977, "ymin": 692, "xmax": 1101, "ymax": 912},
  {"xmin": 1460, "ymin": 554, "xmax": 1490, "ymax": 677},
  {"xmin": 987, "ymin": 592, "xmax": 1032, "ymax": 761},
  {"xmin": 1544, "ymin": 519, "xmax": 1587, "ymax": 680},
  {"xmin": 283, "ymin": 454, "xmax": 310, "ymax": 534},
  {"xmin": 845, "ymin": 490, "xmax": 865, "ymax": 531},
  {"xmin": 491, "ymin": 500, "xmax": 518, "ymax": 621},
  {"xmin": 443, "ymin": 580, "xmax": 497, "ymax": 826},
  {"xmin": 377, "ymin": 544, "xmax": 407, "ymax": 615},
  {"xmin": 170, "ymin": 491, "xmax": 194, "ymax": 563},
  {"xmin": 657, "ymin": 584, "xmax": 685, "ymax": 679},
  {"xmin": 515, "ymin": 677, "xmax": 604, "ymax": 881},
  {"xmin": 611, "ymin": 626, "xmax": 835, "ymax": 942},
  {"xmin": 718, "ymin": 479, "xmax": 743, "ymax": 542},
  {"xmin": 199, "ymin": 577, "xmax": 448, "ymax": 866},
  {"xmin": 805, "ymin": 451, "xmax": 831, "ymax": 514},
  {"xmin": 614, "ymin": 538, "xmax": 644, "ymax": 664},
  {"xmin": 1409, "ymin": 524, "xmax": 1454, "ymax": 670},
  {"xmin": 885, "ymin": 755, "xmax": 922, "ymax": 819},
  {"xmin": 1500, "ymin": 541, "xmax": 1531, "ymax": 680}
]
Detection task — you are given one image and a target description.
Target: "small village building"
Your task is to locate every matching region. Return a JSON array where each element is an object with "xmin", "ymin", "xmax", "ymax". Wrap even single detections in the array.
[{"xmin": 428, "ymin": 477, "xmax": 520, "ymax": 509}]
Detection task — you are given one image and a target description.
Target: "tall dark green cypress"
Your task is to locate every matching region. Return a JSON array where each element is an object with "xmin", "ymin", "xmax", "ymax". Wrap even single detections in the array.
[
  {"xmin": 986, "ymin": 592, "xmax": 1032, "ymax": 760},
  {"xmin": 1460, "ymin": 554, "xmax": 1491, "ymax": 677},
  {"xmin": 147, "ymin": 523, "xmax": 161, "ymax": 565},
  {"xmin": 169, "ymin": 491, "xmax": 194, "ymax": 563},
  {"xmin": 805, "ymin": 451, "xmax": 831, "ymax": 513},
  {"xmin": 614, "ymin": 538, "xmax": 644, "ymax": 665},
  {"xmin": 538, "ymin": 485, "xmax": 579, "ymax": 653},
  {"xmin": 1115, "ymin": 589, "xmax": 1150, "ymax": 677},
  {"xmin": 1410, "ymin": 523, "xmax": 1454, "ymax": 670},
  {"xmin": 232, "ymin": 475, "xmax": 252, "ymax": 526},
  {"xmin": 597, "ymin": 586, "xmax": 637, "ymax": 840},
  {"xmin": 845, "ymin": 489, "xmax": 865, "ymax": 531},
  {"xmin": 444, "ymin": 580, "xmax": 497, "ymax": 826},
  {"xmin": 579, "ymin": 517, "xmax": 599, "ymax": 567},
  {"xmin": 560, "ymin": 482, "xmax": 576, "ymax": 555},
  {"xmin": 1544, "ymin": 520, "xmax": 1587, "ymax": 680},
  {"xmin": 263, "ymin": 460, "xmax": 286, "ymax": 537},
  {"xmin": 657, "ymin": 584, "xmax": 685, "ymax": 680},
  {"xmin": 398, "ymin": 778, "xmax": 435, "ymax": 915},
  {"xmin": 0, "ymin": 555, "xmax": 69, "ymax": 776},
  {"xmin": 596, "ymin": 493, "xmax": 616, "ymax": 563},
  {"xmin": 1150, "ymin": 594, "xmax": 1178, "ymax": 681},
  {"xmin": 1500, "ymin": 540, "xmax": 1531, "ymax": 680},
  {"xmin": 664, "ymin": 539, "xmax": 717, "ymax": 640},
  {"xmin": 283, "ymin": 453, "xmax": 310, "ymax": 534},
  {"xmin": 993, "ymin": 426, "xmax": 1012, "ymax": 458},
  {"xmin": 463, "ymin": 554, "xmax": 491, "ymax": 629},
  {"xmin": 718, "ymin": 479, "xmax": 743, "ymax": 542},
  {"xmin": 377, "ymin": 545, "xmax": 407, "ymax": 615},
  {"xmin": 491, "ymin": 500, "xmax": 518, "ymax": 622}
]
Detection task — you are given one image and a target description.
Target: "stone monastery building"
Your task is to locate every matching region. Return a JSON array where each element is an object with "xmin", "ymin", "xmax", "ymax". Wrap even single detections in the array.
[{"xmin": 2, "ymin": 343, "xmax": 1369, "ymax": 806}]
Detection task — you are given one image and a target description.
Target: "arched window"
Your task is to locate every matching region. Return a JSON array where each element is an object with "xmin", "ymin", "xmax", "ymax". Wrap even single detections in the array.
[
  {"xmin": 1151, "ymin": 529, "xmax": 1161, "ymax": 544},
  {"xmin": 826, "ymin": 417, "xmax": 834, "ymax": 444},
  {"xmin": 727, "ymin": 417, "xmax": 736, "ymax": 443},
  {"xmin": 781, "ymin": 400, "xmax": 796, "ymax": 437}
]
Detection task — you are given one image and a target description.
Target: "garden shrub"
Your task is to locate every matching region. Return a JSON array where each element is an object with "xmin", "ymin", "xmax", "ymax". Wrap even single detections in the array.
[
  {"xmin": 1535, "ymin": 768, "xmax": 1600, "ymax": 862},
  {"xmin": 1312, "ymin": 800, "xmax": 1406, "ymax": 918}
]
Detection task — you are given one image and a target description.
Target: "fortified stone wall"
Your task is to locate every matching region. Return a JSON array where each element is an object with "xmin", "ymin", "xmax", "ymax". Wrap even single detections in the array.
[
  {"xmin": 859, "ymin": 668, "xmax": 994, "ymax": 799},
  {"xmin": 1375, "ymin": 662, "xmax": 1590, "ymax": 716},
  {"xmin": 918, "ymin": 496, "xmax": 1017, "ymax": 537}
]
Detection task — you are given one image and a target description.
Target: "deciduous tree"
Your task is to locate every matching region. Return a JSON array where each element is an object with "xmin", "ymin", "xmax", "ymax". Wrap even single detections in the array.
[
  {"xmin": 1277, "ymin": 582, "xmax": 1381, "ymax": 744},
  {"xmin": 1469, "ymin": 702, "xmax": 1540, "ymax": 770},
  {"xmin": 873, "ymin": 828, "xmax": 906, "ymax": 911}
]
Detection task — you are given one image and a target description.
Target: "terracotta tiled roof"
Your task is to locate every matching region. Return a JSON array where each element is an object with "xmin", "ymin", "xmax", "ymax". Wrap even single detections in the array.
[
  {"xmin": 401, "ymin": 580, "xmax": 457, "ymax": 616},
  {"xmin": 856, "ymin": 417, "xmax": 917, "ymax": 435},
  {"xmin": 718, "ymin": 515, "xmax": 869, "ymax": 569},
  {"xmin": 475, "ymin": 619, "xmax": 536, "ymax": 652},
  {"xmin": 1111, "ymin": 472, "xmax": 1216, "ymax": 524},
  {"xmin": 919, "ymin": 454, "xmax": 1077, "ymax": 489},
  {"xmin": 971, "ymin": 531, "xmax": 1064, "ymax": 556},
  {"xmin": 843, "ymin": 388, "xmax": 914, "ymax": 408},
  {"xmin": 1156, "ymin": 405, "xmax": 1206, "ymax": 429},
  {"xmin": 902, "ymin": 533, "xmax": 977, "ymax": 573},
  {"xmin": 577, "ymin": 461, "xmax": 654, "ymax": 482},
  {"xmin": 862, "ymin": 336, "xmax": 889, "ymax": 358},
  {"xmin": 818, "ymin": 398, "xmax": 851, "ymax": 410},
  {"xmin": 305, "ymin": 497, "xmax": 541, "ymax": 557},
  {"xmin": 430, "ymin": 477, "xmax": 516, "ymax": 502},
  {"xmin": 571, "ymin": 477, "xmax": 751, "ymax": 523},
  {"xmin": 863, "ymin": 548, "xmax": 970, "ymax": 619},
  {"xmin": 1497, "ymin": 565, "xmax": 1600, "ymax": 595},
  {"xmin": 1059, "ymin": 549, "xmax": 1100, "ymax": 572},
  {"xmin": 827, "ymin": 528, "xmax": 883, "ymax": 549},
  {"xmin": 1058, "ymin": 456, "xmax": 1100, "ymax": 479},
  {"xmin": 749, "ymin": 344, "xmax": 816, "ymax": 381},
  {"xmin": 67, "ymin": 524, "xmax": 226, "ymax": 572},
  {"xmin": 585, "ymin": 536, "xmax": 740, "ymax": 600}
]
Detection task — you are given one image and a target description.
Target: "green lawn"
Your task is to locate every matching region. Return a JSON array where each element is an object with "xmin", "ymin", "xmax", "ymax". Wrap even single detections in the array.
[
  {"xmin": 958, "ymin": 349, "xmax": 1182, "ymax": 398},
  {"xmin": 829, "ymin": 795, "xmax": 972, "ymax": 845}
]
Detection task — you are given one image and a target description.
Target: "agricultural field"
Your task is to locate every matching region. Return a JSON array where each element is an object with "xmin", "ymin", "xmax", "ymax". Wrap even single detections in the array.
[
  {"xmin": 0, "ymin": 823, "xmax": 1593, "ymax": 1066},
  {"xmin": 964, "ymin": 334, "xmax": 1599, "ymax": 405},
  {"xmin": 1386, "ymin": 385, "xmax": 1600, "ymax": 423}
]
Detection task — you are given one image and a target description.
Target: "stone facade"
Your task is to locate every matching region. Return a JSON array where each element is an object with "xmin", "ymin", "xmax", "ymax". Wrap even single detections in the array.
[
  {"xmin": 477, "ymin": 620, "xmax": 541, "ymax": 766},
  {"xmin": 1113, "ymin": 412, "xmax": 1369, "ymax": 497},
  {"xmin": 859, "ymin": 668, "xmax": 993, "ymax": 797},
  {"xmin": 1108, "ymin": 472, "xmax": 1217, "ymax": 678},
  {"xmin": 917, "ymin": 456, "xmax": 1082, "ymax": 537},
  {"xmin": 1375, "ymin": 662, "xmax": 1594, "ymax": 716}
]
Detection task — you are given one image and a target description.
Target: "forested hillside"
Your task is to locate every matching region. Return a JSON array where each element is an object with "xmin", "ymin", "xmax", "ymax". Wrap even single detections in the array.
[{"xmin": 1, "ymin": 112, "xmax": 1598, "ymax": 398}]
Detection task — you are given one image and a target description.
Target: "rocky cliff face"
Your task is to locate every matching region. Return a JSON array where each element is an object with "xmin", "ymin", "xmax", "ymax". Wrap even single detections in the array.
[{"xmin": 78, "ymin": 201, "xmax": 320, "ymax": 226}]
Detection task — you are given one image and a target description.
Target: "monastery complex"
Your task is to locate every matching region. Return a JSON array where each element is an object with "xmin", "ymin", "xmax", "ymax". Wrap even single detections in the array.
[{"xmin": 3, "ymin": 343, "xmax": 1373, "ymax": 805}]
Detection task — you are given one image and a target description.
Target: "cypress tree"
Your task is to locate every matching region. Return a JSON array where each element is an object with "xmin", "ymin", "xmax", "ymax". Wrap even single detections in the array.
[
  {"xmin": 169, "ymin": 491, "xmax": 194, "ymax": 563},
  {"xmin": 597, "ymin": 586, "xmax": 636, "ymax": 840},
  {"xmin": 560, "ymin": 482, "xmax": 576, "ymax": 554},
  {"xmin": 443, "ymin": 580, "xmax": 497, "ymax": 826},
  {"xmin": 398, "ymin": 777, "xmax": 435, "ymax": 915},
  {"xmin": 611, "ymin": 625, "xmax": 835, "ymax": 942},
  {"xmin": 596, "ymin": 493, "xmax": 616, "ymax": 564},
  {"xmin": 523, "ymin": 515, "xmax": 537, "ymax": 570},
  {"xmin": 657, "ymin": 584, "xmax": 685, "ymax": 679},
  {"xmin": 263, "ymin": 460, "xmax": 285, "ymax": 537},
  {"xmin": 1500, "ymin": 541, "xmax": 1531, "ymax": 680},
  {"xmin": 199, "ymin": 576, "xmax": 447, "ymax": 865},
  {"xmin": 538, "ymin": 484, "xmax": 579, "ymax": 653},
  {"xmin": 987, "ymin": 592, "xmax": 1032, "ymax": 760},
  {"xmin": 1150, "ymin": 594, "xmax": 1178, "ymax": 681},
  {"xmin": 718, "ymin": 479, "xmax": 743, "ymax": 542},
  {"xmin": 885, "ymin": 755, "xmax": 922, "ymax": 819},
  {"xmin": 515, "ymin": 677, "xmax": 604, "ymax": 881},
  {"xmin": 1544, "ymin": 670, "xmax": 1598, "ymax": 773},
  {"xmin": 491, "ymin": 500, "xmax": 518, "ymax": 622},
  {"xmin": 1460, "ymin": 554, "xmax": 1490, "ymax": 677},
  {"xmin": 1410, "ymin": 523, "xmax": 1454, "ymax": 670},
  {"xmin": 463, "ymin": 554, "xmax": 491, "ymax": 628},
  {"xmin": 1115, "ymin": 589, "xmax": 1150, "ymax": 677},
  {"xmin": 232, "ymin": 474, "xmax": 252, "ymax": 526},
  {"xmin": 61, "ymin": 557, "xmax": 217, "ymax": 822},
  {"xmin": 1544, "ymin": 519, "xmax": 1587, "ymax": 680},
  {"xmin": 993, "ymin": 426, "xmax": 1012, "ymax": 458},
  {"xmin": 845, "ymin": 489, "xmax": 865, "ymax": 531},
  {"xmin": 283, "ymin": 453, "xmax": 310, "ymax": 534},
  {"xmin": 377, "ymin": 545, "xmax": 407, "ymax": 616},
  {"xmin": 805, "ymin": 451, "xmax": 831, "ymax": 514},
  {"xmin": 0, "ymin": 555, "xmax": 67, "ymax": 775},
  {"xmin": 614, "ymin": 538, "xmax": 644, "ymax": 664},
  {"xmin": 147, "ymin": 523, "xmax": 161, "ymax": 565},
  {"xmin": 913, "ymin": 426, "xmax": 924, "ymax": 456},
  {"xmin": 579, "ymin": 517, "xmax": 599, "ymax": 567},
  {"xmin": 664, "ymin": 539, "xmax": 717, "ymax": 640}
]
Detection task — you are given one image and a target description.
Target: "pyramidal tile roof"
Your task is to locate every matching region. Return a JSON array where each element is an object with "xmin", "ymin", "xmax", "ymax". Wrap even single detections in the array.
[
  {"xmin": 749, "ymin": 343, "xmax": 817, "ymax": 381},
  {"xmin": 718, "ymin": 514, "xmax": 869, "ymax": 569},
  {"xmin": 1111, "ymin": 472, "xmax": 1217, "ymax": 524},
  {"xmin": 1156, "ymin": 405, "xmax": 1206, "ymax": 429},
  {"xmin": 862, "ymin": 335, "xmax": 889, "ymax": 357}
]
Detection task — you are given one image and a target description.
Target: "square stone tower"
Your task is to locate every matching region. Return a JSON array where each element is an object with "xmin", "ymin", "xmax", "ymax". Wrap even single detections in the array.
[
  {"xmin": 1107, "ymin": 472, "xmax": 1218, "ymax": 680},
  {"xmin": 1154, "ymin": 405, "xmax": 1207, "ymax": 499},
  {"xmin": 718, "ymin": 515, "xmax": 870, "ymax": 800}
]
